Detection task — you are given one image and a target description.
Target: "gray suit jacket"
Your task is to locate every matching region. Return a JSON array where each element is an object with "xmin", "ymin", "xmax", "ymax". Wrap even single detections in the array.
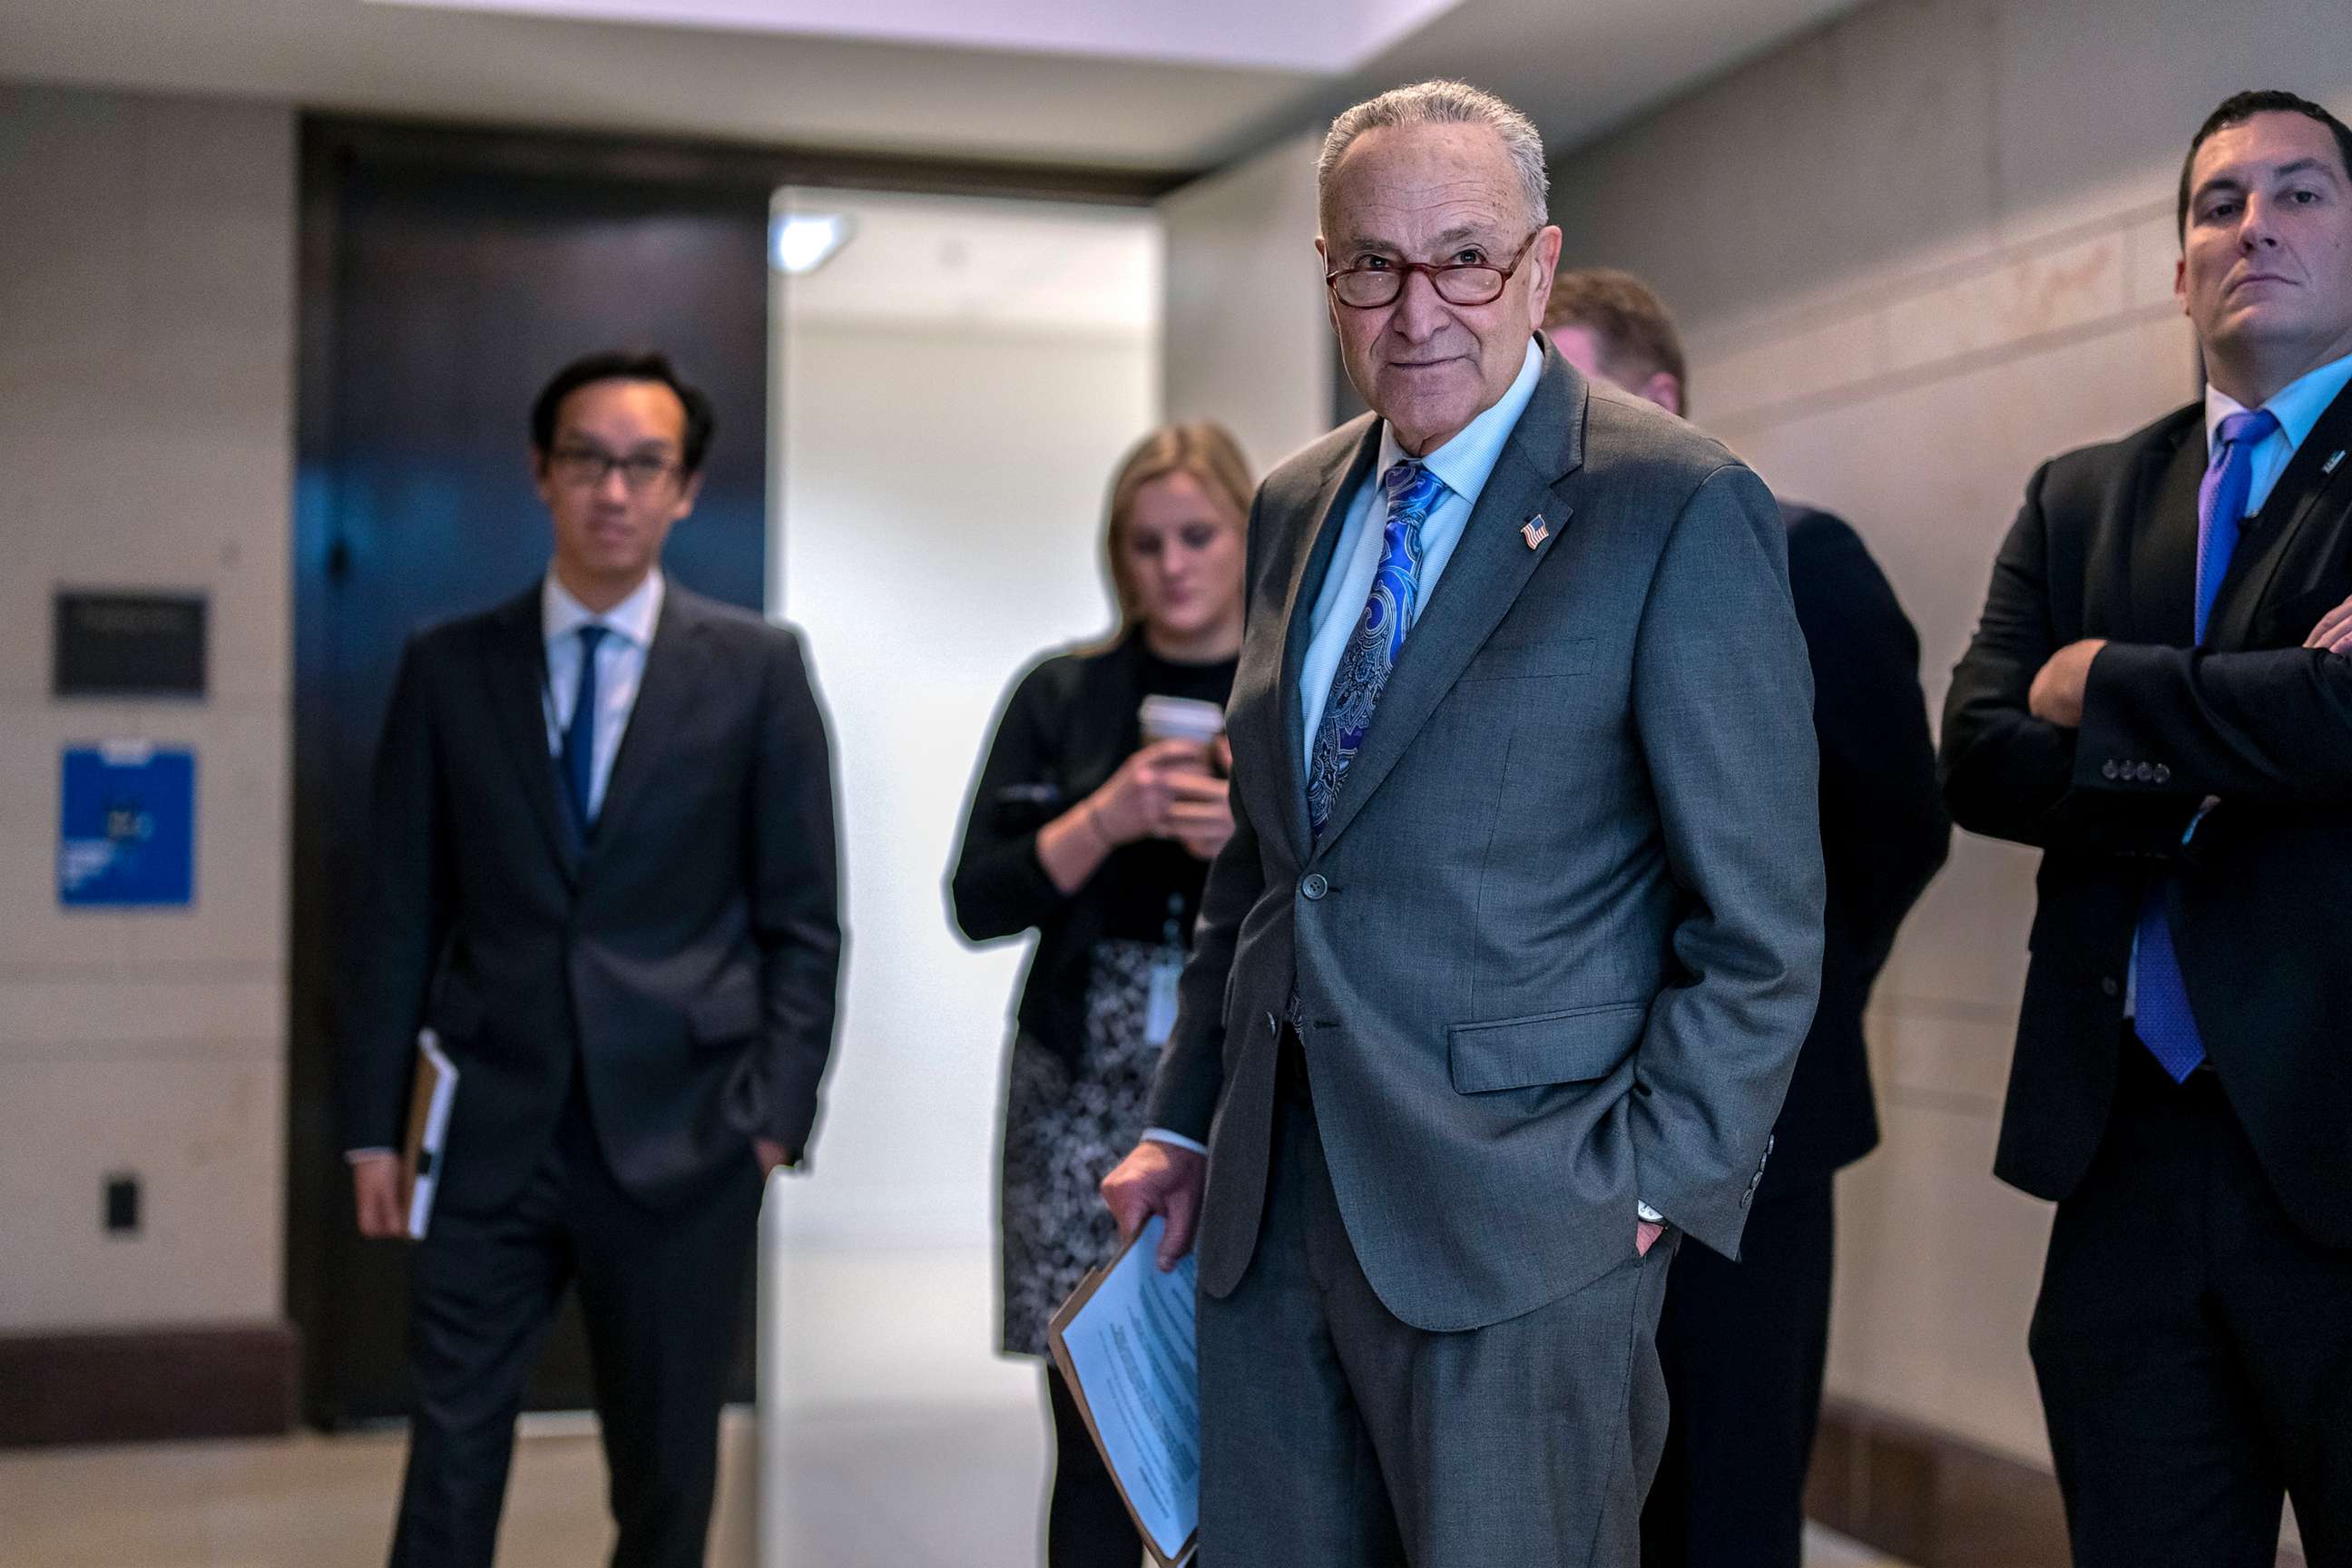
[{"xmin": 1144, "ymin": 346, "xmax": 1825, "ymax": 1332}]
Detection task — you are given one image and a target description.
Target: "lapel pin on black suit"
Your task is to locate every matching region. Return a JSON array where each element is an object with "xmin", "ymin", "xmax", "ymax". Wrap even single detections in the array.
[
  {"xmin": 1522, "ymin": 514, "xmax": 1551, "ymax": 550},
  {"xmin": 2324, "ymin": 450, "xmax": 2346, "ymax": 475}
]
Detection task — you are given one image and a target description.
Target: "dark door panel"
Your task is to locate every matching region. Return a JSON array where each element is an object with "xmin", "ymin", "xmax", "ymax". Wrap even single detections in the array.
[{"xmin": 289, "ymin": 120, "xmax": 768, "ymax": 1427}]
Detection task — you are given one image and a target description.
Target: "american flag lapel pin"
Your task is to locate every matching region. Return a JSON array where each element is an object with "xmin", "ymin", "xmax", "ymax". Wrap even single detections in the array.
[
  {"xmin": 2325, "ymin": 449, "xmax": 2347, "ymax": 475},
  {"xmin": 1522, "ymin": 514, "xmax": 1550, "ymax": 550}
]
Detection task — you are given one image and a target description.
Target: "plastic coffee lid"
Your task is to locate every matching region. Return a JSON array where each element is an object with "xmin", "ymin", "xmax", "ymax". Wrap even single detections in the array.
[{"xmin": 1139, "ymin": 694, "xmax": 1225, "ymax": 740}]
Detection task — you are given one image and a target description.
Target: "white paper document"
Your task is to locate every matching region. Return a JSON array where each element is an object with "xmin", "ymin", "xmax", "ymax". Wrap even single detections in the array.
[
  {"xmin": 1047, "ymin": 1216, "xmax": 1200, "ymax": 1567},
  {"xmin": 403, "ymin": 1029, "xmax": 459, "ymax": 1241}
]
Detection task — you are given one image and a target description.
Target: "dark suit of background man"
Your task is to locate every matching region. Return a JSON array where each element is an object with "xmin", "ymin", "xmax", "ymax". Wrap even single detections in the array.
[
  {"xmin": 1943, "ymin": 92, "xmax": 2352, "ymax": 1568},
  {"xmin": 337, "ymin": 350, "xmax": 843, "ymax": 1568},
  {"xmin": 1100, "ymin": 81, "xmax": 1825, "ymax": 1566},
  {"xmin": 1546, "ymin": 270, "xmax": 1950, "ymax": 1568}
]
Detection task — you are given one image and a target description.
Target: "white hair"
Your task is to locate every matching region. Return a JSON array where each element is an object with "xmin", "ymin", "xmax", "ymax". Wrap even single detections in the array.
[{"xmin": 1318, "ymin": 79, "xmax": 1551, "ymax": 231}]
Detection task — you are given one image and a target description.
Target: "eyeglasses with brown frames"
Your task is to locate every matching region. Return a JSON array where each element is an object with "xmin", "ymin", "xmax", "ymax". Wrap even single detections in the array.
[{"xmin": 1324, "ymin": 231, "xmax": 1542, "ymax": 309}]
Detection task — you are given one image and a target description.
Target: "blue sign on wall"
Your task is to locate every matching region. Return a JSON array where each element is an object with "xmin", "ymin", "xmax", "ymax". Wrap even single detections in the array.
[{"xmin": 58, "ymin": 743, "xmax": 195, "ymax": 907}]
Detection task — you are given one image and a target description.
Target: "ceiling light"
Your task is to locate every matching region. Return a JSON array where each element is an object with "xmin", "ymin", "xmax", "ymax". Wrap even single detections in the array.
[{"xmin": 772, "ymin": 213, "xmax": 855, "ymax": 275}]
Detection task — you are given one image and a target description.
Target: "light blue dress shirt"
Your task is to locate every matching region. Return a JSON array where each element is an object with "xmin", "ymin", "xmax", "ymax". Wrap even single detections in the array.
[
  {"xmin": 542, "ymin": 567, "xmax": 663, "ymax": 821},
  {"xmin": 1297, "ymin": 339, "xmax": 1545, "ymax": 762},
  {"xmin": 2204, "ymin": 349, "xmax": 2352, "ymax": 515}
]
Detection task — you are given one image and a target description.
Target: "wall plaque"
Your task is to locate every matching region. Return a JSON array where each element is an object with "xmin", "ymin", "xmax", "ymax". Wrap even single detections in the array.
[{"xmin": 54, "ymin": 591, "xmax": 208, "ymax": 699}]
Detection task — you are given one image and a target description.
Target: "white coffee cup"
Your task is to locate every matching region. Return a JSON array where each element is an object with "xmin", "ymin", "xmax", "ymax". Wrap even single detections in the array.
[{"xmin": 1140, "ymin": 695, "xmax": 1225, "ymax": 760}]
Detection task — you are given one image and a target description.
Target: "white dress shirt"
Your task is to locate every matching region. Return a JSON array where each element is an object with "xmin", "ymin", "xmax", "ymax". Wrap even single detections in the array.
[{"xmin": 542, "ymin": 567, "xmax": 664, "ymax": 821}]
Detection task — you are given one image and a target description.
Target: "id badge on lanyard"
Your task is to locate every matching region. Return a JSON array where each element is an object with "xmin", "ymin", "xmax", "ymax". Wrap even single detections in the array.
[{"xmin": 1143, "ymin": 894, "xmax": 1188, "ymax": 1048}]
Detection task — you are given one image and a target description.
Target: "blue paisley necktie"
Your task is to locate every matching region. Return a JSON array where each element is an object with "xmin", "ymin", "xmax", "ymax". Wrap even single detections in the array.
[{"xmin": 1306, "ymin": 460, "xmax": 1447, "ymax": 842}]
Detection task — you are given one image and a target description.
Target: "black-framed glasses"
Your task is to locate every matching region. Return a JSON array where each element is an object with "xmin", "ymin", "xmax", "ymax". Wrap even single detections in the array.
[
  {"xmin": 546, "ymin": 445, "xmax": 682, "ymax": 492},
  {"xmin": 1324, "ymin": 232, "xmax": 1540, "ymax": 309}
]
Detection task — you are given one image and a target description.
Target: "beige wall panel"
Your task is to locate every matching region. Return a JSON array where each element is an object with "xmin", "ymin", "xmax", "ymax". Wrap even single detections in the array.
[
  {"xmin": 1161, "ymin": 131, "xmax": 1331, "ymax": 475},
  {"xmin": 1991, "ymin": 0, "xmax": 2352, "ymax": 241},
  {"xmin": 1552, "ymin": 0, "xmax": 2002, "ymax": 336},
  {"xmin": 1831, "ymin": 1085, "xmax": 2054, "ymax": 1462},
  {"xmin": 0, "ymin": 82, "xmax": 296, "ymax": 1329},
  {"xmin": 0, "ymin": 1054, "xmax": 285, "ymax": 1329}
]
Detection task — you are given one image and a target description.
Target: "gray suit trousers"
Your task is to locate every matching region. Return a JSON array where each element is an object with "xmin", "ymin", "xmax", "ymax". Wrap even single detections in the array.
[{"xmin": 1199, "ymin": 1058, "xmax": 1679, "ymax": 1568}]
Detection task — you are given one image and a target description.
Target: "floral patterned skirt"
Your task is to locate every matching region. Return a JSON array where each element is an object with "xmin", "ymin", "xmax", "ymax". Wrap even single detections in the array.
[{"xmin": 998, "ymin": 937, "xmax": 1175, "ymax": 1357}]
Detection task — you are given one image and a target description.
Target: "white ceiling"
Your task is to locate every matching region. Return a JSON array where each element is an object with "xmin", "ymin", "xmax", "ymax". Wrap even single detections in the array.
[
  {"xmin": 0, "ymin": 0, "xmax": 1866, "ymax": 172},
  {"xmin": 373, "ymin": 0, "xmax": 1465, "ymax": 74}
]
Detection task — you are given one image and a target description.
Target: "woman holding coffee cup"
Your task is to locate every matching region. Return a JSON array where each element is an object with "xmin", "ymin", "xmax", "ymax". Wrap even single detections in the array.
[{"xmin": 948, "ymin": 421, "xmax": 1250, "ymax": 1567}]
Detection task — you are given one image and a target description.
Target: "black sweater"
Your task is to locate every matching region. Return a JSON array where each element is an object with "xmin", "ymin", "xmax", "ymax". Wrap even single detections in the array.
[{"xmin": 949, "ymin": 632, "xmax": 1235, "ymax": 1064}]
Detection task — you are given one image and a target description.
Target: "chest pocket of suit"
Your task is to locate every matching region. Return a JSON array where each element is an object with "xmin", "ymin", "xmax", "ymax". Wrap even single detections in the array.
[
  {"xmin": 1447, "ymin": 1000, "xmax": 1646, "ymax": 1093},
  {"xmin": 1459, "ymin": 634, "xmax": 1596, "ymax": 683}
]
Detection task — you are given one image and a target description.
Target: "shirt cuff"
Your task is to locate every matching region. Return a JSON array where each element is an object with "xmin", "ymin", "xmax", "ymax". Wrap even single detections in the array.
[
  {"xmin": 1142, "ymin": 1127, "xmax": 1209, "ymax": 1157},
  {"xmin": 346, "ymin": 1148, "xmax": 397, "ymax": 1163},
  {"xmin": 1636, "ymin": 1200, "xmax": 1666, "ymax": 1224}
]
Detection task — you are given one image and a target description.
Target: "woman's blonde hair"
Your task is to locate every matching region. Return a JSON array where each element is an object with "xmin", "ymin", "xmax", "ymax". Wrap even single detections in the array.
[{"xmin": 1102, "ymin": 421, "xmax": 1255, "ymax": 634}]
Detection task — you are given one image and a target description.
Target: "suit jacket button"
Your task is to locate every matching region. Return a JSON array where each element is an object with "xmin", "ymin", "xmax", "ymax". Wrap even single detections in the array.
[
  {"xmin": 1300, "ymin": 874, "xmax": 1328, "ymax": 900},
  {"xmin": 2134, "ymin": 762, "xmax": 2155, "ymax": 782},
  {"xmin": 2153, "ymin": 764, "xmax": 2171, "ymax": 784},
  {"xmin": 2102, "ymin": 760, "xmax": 2121, "ymax": 780},
  {"xmin": 2101, "ymin": 975, "xmax": 2120, "ymax": 997}
]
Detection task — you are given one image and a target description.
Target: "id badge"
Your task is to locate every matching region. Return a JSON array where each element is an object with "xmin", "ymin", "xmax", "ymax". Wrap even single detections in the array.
[{"xmin": 1143, "ymin": 952, "xmax": 1184, "ymax": 1047}]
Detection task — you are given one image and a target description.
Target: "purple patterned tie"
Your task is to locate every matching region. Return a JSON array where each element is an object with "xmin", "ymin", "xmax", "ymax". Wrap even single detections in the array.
[
  {"xmin": 2132, "ymin": 407, "xmax": 2278, "ymax": 1081},
  {"xmin": 1306, "ymin": 460, "xmax": 1447, "ymax": 842}
]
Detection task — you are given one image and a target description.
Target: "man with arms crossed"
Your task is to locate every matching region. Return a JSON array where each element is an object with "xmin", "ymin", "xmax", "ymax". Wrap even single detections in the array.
[
  {"xmin": 1546, "ymin": 268, "xmax": 1949, "ymax": 1568},
  {"xmin": 1101, "ymin": 82, "xmax": 1825, "ymax": 1565},
  {"xmin": 339, "ymin": 351, "xmax": 842, "ymax": 1568},
  {"xmin": 1944, "ymin": 92, "xmax": 2352, "ymax": 1566}
]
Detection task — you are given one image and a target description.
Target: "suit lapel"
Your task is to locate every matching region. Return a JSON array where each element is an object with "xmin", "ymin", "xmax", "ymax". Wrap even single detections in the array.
[
  {"xmin": 589, "ymin": 586, "xmax": 701, "ymax": 859},
  {"xmin": 2208, "ymin": 382, "xmax": 2352, "ymax": 651},
  {"xmin": 1271, "ymin": 423, "xmax": 1381, "ymax": 860},
  {"xmin": 480, "ymin": 589, "xmax": 580, "ymax": 881},
  {"xmin": 2126, "ymin": 431, "xmax": 2203, "ymax": 647},
  {"xmin": 1310, "ymin": 356, "xmax": 1587, "ymax": 857}
]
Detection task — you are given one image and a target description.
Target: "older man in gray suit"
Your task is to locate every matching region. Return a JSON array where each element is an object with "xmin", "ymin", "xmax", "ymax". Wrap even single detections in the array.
[{"xmin": 1100, "ymin": 80, "xmax": 1824, "ymax": 1566}]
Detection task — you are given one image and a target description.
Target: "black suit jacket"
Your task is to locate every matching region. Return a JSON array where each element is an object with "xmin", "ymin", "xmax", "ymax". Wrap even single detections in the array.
[
  {"xmin": 1943, "ymin": 385, "xmax": 2352, "ymax": 1247},
  {"xmin": 336, "ymin": 581, "xmax": 843, "ymax": 1213},
  {"xmin": 1771, "ymin": 505, "xmax": 1948, "ymax": 1194}
]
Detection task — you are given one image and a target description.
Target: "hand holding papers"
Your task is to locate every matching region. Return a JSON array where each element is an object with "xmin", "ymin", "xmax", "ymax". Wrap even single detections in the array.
[{"xmin": 1046, "ymin": 1215, "xmax": 1200, "ymax": 1567}]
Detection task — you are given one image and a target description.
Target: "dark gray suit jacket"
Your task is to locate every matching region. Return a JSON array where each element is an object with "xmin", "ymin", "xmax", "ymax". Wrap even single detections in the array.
[
  {"xmin": 1145, "ymin": 348, "xmax": 1826, "ymax": 1332},
  {"xmin": 336, "ymin": 581, "xmax": 843, "ymax": 1213}
]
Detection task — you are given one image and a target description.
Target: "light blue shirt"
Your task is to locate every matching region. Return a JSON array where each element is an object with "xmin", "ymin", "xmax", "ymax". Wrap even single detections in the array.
[
  {"xmin": 542, "ymin": 567, "xmax": 663, "ymax": 820},
  {"xmin": 2204, "ymin": 349, "xmax": 2352, "ymax": 514},
  {"xmin": 1297, "ymin": 339, "xmax": 1545, "ymax": 761}
]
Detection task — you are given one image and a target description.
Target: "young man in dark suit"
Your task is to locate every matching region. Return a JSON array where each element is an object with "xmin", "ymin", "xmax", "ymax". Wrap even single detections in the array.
[
  {"xmin": 338, "ymin": 350, "xmax": 842, "ymax": 1568},
  {"xmin": 1548, "ymin": 268, "xmax": 1950, "ymax": 1568},
  {"xmin": 1944, "ymin": 92, "xmax": 2352, "ymax": 1567}
]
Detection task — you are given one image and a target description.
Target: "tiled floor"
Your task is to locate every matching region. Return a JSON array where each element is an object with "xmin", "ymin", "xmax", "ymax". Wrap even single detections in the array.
[
  {"xmin": 1, "ymin": 1241, "xmax": 1914, "ymax": 1565},
  {"xmin": 0, "ymin": 1412, "xmax": 1911, "ymax": 1568}
]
